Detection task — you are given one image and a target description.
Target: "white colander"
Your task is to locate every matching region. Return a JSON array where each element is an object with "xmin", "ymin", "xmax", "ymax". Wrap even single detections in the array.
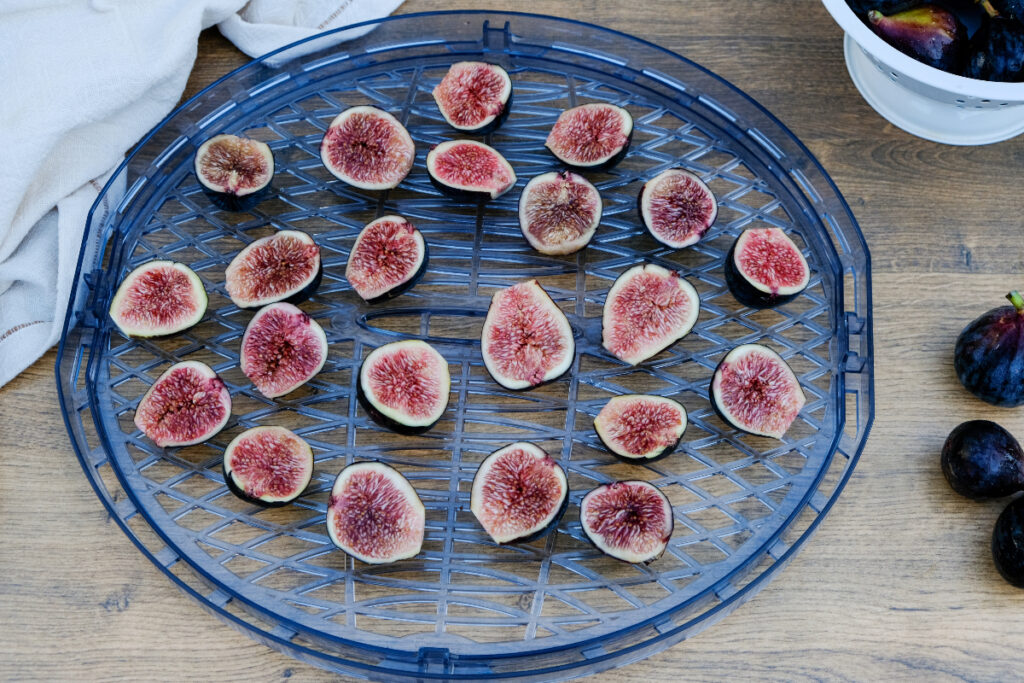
[{"xmin": 822, "ymin": 0, "xmax": 1024, "ymax": 144}]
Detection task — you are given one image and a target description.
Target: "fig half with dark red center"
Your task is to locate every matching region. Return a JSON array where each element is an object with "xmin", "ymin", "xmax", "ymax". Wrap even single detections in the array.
[
  {"xmin": 320, "ymin": 106, "xmax": 415, "ymax": 190},
  {"xmin": 711, "ymin": 344, "xmax": 806, "ymax": 439},
  {"xmin": 134, "ymin": 361, "xmax": 231, "ymax": 448},
  {"xmin": 481, "ymin": 279, "xmax": 575, "ymax": 390},
  {"xmin": 223, "ymin": 426, "xmax": 314, "ymax": 506},
  {"xmin": 194, "ymin": 134, "xmax": 274, "ymax": 211},
  {"xmin": 470, "ymin": 442, "xmax": 569, "ymax": 544},
  {"xmin": 225, "ymin": 230, "xmax": 321, "ymax": 309},
  {"xmin": 580, "ymin": 481, "xmax": 673, "ymax": 564},
  {"xmin": 724, "ymin": 228, "xmax": 810, "ymax": 309},
  {"xmin": 955, "ymin": 291, "xmax": 1024, "ymax": 406},
  {"xmin": 327, "ymin": 461, "xmax": 425, "ymax": 564},
  {"xmin": 602, "ymin": 263, "xmax": 700, "ymax": 366},
  {"xmin": 545, "ymin": 103, "xmax": 633, "ymax": 170},
  {"xmin": 358, "ymin": 340, "xmax": 451, "ymax": 434},
  {"xmin": 638, "ymin": 168, "xmax": 717, "ymax": 249},
  {"xmin": 426, "ymin": 139, "xmax": 517, "ymax": 200},
  {"xmin": 110, "ymin": 260, "xmax": 207, "ymax": 338},
  {"xmin": 594, "ymin": 394, "xmax": 687, "ymax": 462},
  {"xmin": 432, "ymin": 61, "xmax": 513, "ymax": 134},
  {"xmin": 344, "ymin": 215, "xmax": 428, "ymax": 303},
  {"xmin": 240, "ymin": 302, "xmax": 328, "ymax": 398},
  {"xmin": 518, "ymin": 171, "xmax": 602, "ymax": 255}
]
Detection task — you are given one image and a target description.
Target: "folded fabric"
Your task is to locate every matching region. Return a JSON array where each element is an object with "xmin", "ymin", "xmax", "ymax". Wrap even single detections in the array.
[{"xmin": 0, "ymin": 0, "xmax": 402, "ymax": 388}]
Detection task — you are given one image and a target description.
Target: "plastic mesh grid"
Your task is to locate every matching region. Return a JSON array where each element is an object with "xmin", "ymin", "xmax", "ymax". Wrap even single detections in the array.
[{"xmin": 56, "ymin": 12, "xmax": 872, "ymax": 680}]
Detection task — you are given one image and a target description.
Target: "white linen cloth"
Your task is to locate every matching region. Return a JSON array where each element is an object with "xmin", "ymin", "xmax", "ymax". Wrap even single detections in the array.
[{"xmin": 0, "ymin": 0, "xmax": 402, "ymax": 388}]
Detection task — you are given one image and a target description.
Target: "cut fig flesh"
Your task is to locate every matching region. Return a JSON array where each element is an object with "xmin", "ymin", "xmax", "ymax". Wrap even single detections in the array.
[
  {"xmin": 725, "ymin": 228, "xmax": 810, "ymax": 309},
  {"xmin": 134, "ymin": 361, "xmax": 231, "ymax": 448},
  {"xmin": 223, "ymin": 426, "xmax": 314, "ymax": 506},
  {"xmin": 602, "ymin": 264, "xmax": 700, "ymax": 365},
  {"xmin": 518, "ymin": 171, "xmax": 602, "ymax": 256},
  {"xmin": 432, "ymin": 62, "xmax": 512, "ymax": 133},
  {"xmin": 594, "ymin": 394, "xmax": 687, "ymax": 461},
  {"xmin": 320, "ymin": 106, "xmax": 415, "ymax": 190},
  {"xmin": 225, "ymin": 230, "xmax": 321, "ymax": 309},
  {"xmin": 481, "ymin": 279, "xmax": 575, "ymax": 390},
  {"xmin": 711, "ymin": 344, "xmax": 806, "ymax": 439},
  {"xmin": 110, "ymin": 261, "xmax": 207, "ymax": 338},
  {"xmin": 240, "ymin": 302, "xmax": 328, "ymax": 398},
  {"xmin": 470, "ymin": 442, "xmax": 569, "ymax": 544},
  {"xmin": 327, "ymin": 461, "xmax": 425, "ymax": 564},
  {"xmin": 345, "ymin": 216, "xmax": 428, "ymax": 302},
  {"xmin": 545, "ymin": 103, "xmax": 633, "ymax": 169},
  {"xmin": 426, "ymin": 139, "xmax": 517, "ymax": 200},
  {"xmin": 358, "ymin": 340, "xmax": 451, "ymax": 433},
  {"xmin": 581, "ymin": 481, "xmax": 673, "ymax": 564},
  {"xmin": 639, "ymin": 168, "xmax": 717, "ymax": 249},
  {"xmin": 195, "ymin": 134, "xmax": 274, "ymax": 210}
]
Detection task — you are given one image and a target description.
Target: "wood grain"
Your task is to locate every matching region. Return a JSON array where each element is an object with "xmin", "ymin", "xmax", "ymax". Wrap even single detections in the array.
[{"xmin": 4, "ymin": 1, "xmax": 1024, "ymax": 680}]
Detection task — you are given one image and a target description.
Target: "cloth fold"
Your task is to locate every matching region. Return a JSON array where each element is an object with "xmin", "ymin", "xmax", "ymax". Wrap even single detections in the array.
[{"xmin": 0, "ymin": 0, "xmax": 401, "ymax": 388}]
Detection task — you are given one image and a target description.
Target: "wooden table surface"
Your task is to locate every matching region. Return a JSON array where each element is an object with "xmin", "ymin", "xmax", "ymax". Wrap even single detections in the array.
[{"xmin": 4, "ymin": 0, "xmax": 1024, "ymax": 680}]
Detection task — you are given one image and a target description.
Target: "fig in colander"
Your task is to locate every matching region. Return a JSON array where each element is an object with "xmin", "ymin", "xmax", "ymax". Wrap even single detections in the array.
[
  {"xmin": 954, "ymin": 291, "xmax": 1024, "ymax": 406},
  {"xmin": 964, "ymin": 16, "xmax": 1024, "ymax": 81},
  {"xmin": 344, "ymin": 215, "xmax": 428, "ymax": 303},
  {"xmin": 638, "ymin": 168, "xmax": 717, "ymax": 249},
  {"xmin": 240, "ymin": 302, "xmax": 328, "ymax": 398},
  {"xmin": 545, "ymin": 103, "xmax": 633, "ymax": 171},
  {"xmin": 711, "ymin": 344, "xmax": 806, "ymax": 439},
  {"xmin": 134, "ymin": 361, "xmax": 232, "ymax": 448},
  {"xmin": 868, "ymin": 5, "xmax": 968, "ymax": 72},
  {"xmin": 320, "ymin": 106, "xmax": 415, "ymax": 190},
  {"xmin": 847, "ymin": 0, "xmax": 920, "ymax": 14},
  {"xmin": 481, "ymin": 279, "xmax": 575, "ymax": 390},
  {"xmin": 194, "ymin": 134, "xmax": 274, "ymax": 211},
  {"xmin": 358, "ymin": 340, "xmax": 451, "ymax": 434},
  {"xmin": 470, "ymin": 442, "xmax": 569, "ymax": 544},
  {"xmin": 594, "ymin": 394, "xmax": 687, "ymax": 462},
  {"xmin": 432, "ymin": 61, "xmax": 513, "ymax": 134},
  {"xmin": 602, "ymin": 264, "xmax": 700, "ymax": 366},
  {"xmin": 724, "ymin": 228, "xmax": 810, "ymax": 309},
  {"xmin": 223, "ymin": 426, "xmax": 314, "ymax": 506},
  {"xmin": 518, "ymin": 171, "xmax": 602, "ymax": 256},
  {"xmin": 426, "ymin": 139, "xmax": 517, "ymax": 200},
  {"xmin": 225, "ymin": 230, "xmax": 321, "ymax": 309},
  {"xmin": 109, "ymin": 260, "xmax": 207, "ymax": 338},
  {"xmin": 977, "ymin": 0, "xmax": 1024, "ymax": 21},
  {"xmin": 580, "ymin": 480, "xmax": 673, "ymax": 564},
  {"xmin": 327, "ymin": 461, "xmax": 425, "ymax": 564}
]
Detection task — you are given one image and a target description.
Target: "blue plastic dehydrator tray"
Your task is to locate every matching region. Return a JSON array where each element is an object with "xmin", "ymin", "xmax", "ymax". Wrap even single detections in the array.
[{"xmin": 55, "ymin": 11, "xmax": 873, "ymax": 681}]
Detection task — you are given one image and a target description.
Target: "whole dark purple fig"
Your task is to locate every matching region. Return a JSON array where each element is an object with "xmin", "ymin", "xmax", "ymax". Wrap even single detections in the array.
[
  {"xmin": 941, "ymin": 420, "xmax": 1024, "ymax": 499},
  {"xmin": 964, "ymin": 17, "xmax": 1024, "ymax": 81},
  {"xmin": 955, "ymin": 292, "xmax": 1024, "ymax": 406},
  {"xmin": 868, "ymin": 5, "xmax": 969, "ymax": 72},
  {"xmin": 847, "ymin": 0, "xmax": 920, "ymax": 14},
  {"xmin": 993, "ymin": 495, "xmax": 1024, "ymax": 587}
]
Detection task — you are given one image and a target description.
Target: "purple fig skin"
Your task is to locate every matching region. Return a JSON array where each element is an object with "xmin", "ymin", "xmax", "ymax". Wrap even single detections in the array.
[
  {"xmin": 954, "ymin": 291, "xmax": 1024, "ymax": 406},
  {"xmin": 868, "ymin": 5, "xmax": 968, "ymax": 72}
]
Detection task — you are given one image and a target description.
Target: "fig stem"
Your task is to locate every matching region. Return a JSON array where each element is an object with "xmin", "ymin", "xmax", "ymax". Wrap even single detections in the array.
[
  {"xmin": 1008, "ymin": 291, "xmax": 1024, "ymax": 312},
  {"xmin": 977, "ymin": 0, "xmax": 1000, "ymax": 18}
]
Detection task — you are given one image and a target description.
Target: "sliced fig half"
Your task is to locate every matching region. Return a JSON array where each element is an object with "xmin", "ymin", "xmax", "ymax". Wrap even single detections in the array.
[
  {"xmin": 594, "ymin": 394, "xmax": 687, "ymax": 462},
  {"xmin": 638, "ymin": 168, "xmax": 717, "ymax": 249},
  {"xmin": 710, "ymin": 344, "xmax": 806, "ymax": 439},
  {"xmin": 240, "ymin": 302, "xmax": 328, "ymax": 398},
  {"xmin": 134, "ymin": 361, "xmax": 231, "ymax": 448},
  {"xmin": 432, "ymin": 62, "xmax": 513, "ymax": 134},
  {"xmin": 518, "ymin": 171, "xmax": 602, "ymax": 256},
  {"xmin": 358, "ymin": 340, "xmax": 451, "ymax": 434},
  {"xmin": 426, "ymin": 139, "xmax": 517, "ymax": 200},
  {"xmin": 320, "ymin": 106, "xmax": 415, "ymax": 190},
  {"xmin": 344, "ymin": 216, "xmax": 428, "ymax": 303},
  {"xmin": 545, "ymin": 103, "xmax": 633, "ymax": 170},
  {"xmin": 223, "ymin": 426, "xmax": 314, "ymax": 506},
  {"xmin": 602, "ymin": 264, "xmax": 700, "ymax": 366},
  {"xmin": 225, "ymin": 230, "xmax": 321, "ymax": 309},
  {"xmin": 110, "ymin": 261, "xmax": 207, "ymax": 338},
  {"xmin": 724, "ymin": 228, "xmax": 810, "ymax": 309},
  {"xmin": 194, "ymin": 134, "xmax": 274, "ymax": 211},
  {"xmin": 470, "ymin": 442, "xmax": 569, "ymax": 544},
  {"xmin": 481, "ymin": 280, "xmax": 575, "ymax": 390},
  {"xmin": 581, "ymin": 481, "xmax": 673, "ymax": 564},
  {"xmin": 327, "ymin": 461, "xmax": 425, "ymax": 564}
]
